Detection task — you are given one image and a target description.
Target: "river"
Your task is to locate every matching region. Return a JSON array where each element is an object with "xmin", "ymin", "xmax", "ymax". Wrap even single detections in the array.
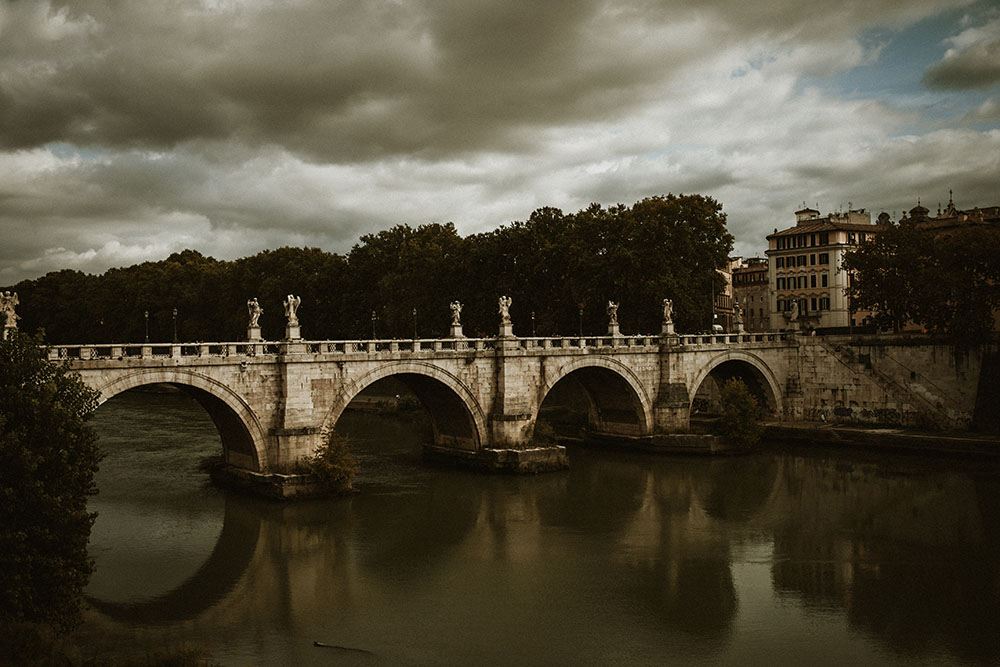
[{"xmin": 82, "ymin": 389, "xmax": 1000, "ymax": 666}]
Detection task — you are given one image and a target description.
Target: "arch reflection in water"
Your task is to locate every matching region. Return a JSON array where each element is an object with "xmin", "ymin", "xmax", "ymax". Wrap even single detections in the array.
[
  {"xmin": 87, "ymin": 495, "xmax": 260, "ymax": 625},
  {"xmin": 83, "ymin": 390, "xmax": 1000, "ymax": 666}
]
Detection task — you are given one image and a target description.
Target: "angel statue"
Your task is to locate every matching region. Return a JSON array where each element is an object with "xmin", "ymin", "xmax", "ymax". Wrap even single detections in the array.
[
  {"xmin": 284, "ymin": 294, "xmax": 301, "ymax": 325},
  {"xmin": 607, "ymin": 301, "xmax": 619, "ymax": 326},
  {"xmin": 247, "ymin": 297, "xmax": 263, "ymax": 327},
  {"xmin": 498, "ymin": 295, "xmax": 512, "ymax": 325}
]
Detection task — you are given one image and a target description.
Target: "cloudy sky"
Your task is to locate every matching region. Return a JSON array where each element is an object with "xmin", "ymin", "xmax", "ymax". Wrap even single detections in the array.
[{"xmin": 1, "ymin": 0, "xmax": 998, "ymax": 284}]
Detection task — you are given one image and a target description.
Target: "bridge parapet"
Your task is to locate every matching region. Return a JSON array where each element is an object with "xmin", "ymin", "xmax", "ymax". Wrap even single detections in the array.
[
  {"xmin": 47, "ymin": 332, "xmax": 763, "ymax": 362},
  {"xmin": 677, "ymin": 332, "xmax": 791, "ymax": 348}
]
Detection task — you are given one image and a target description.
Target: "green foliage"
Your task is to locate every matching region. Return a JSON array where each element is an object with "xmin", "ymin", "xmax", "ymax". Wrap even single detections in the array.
[
  {"xmin": 843, "ymin": 221, "xmax": 1000, "ymax": 344},
  {"xmin": 532, "ymin": 420, "xmax": 559, "ymax": 446},
  {"xmin": 716, "ymin": 379, "xmax": 762, "ymax": 450},
  {"xmin": 307, "ymin": 430, "xmax": 359, "ymax": 490},
  {"xmin": 3, "ymin": 194, "xmax": 734, "ymax": 341},
  {"xmin": 0, "ymin": 332, "xmax": 102, "ymax": 633}
]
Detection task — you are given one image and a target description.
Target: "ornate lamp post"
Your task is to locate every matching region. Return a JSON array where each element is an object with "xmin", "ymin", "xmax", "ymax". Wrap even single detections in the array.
[
  {"xmin": 413, "ymin": 307, "xmax": 417, "ymax": 340},
  {"xmin": 371, "ymin": 310, "xmax": 377, "ymax": 339},
  {"xmin": 531, "ymin": 311, "xmax": 536, "ymax": 337},
  {"xmin": 172, "ymin": 308, "xmax": 178, "ymax": 343},
  {"xmin": 144, "ymin": 310, "xmax": 149, "ymax": 343},
  {"xmin": 578, "ymin": 306, "xmax": 583, "ymax": 337}
]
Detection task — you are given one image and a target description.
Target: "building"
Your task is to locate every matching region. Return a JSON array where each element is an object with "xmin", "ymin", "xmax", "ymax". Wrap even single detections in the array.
[
  {"xmin": 766, "ymin": 206, "xmax": 879, "ymax": 331},
  {"xmin": 732, "ymin": 257, "xmax": 769, "ymax": 332}
]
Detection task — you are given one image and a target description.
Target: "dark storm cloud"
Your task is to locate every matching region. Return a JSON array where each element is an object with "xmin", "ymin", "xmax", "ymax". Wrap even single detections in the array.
[
  {"xmin": 922, "ymin": 14, "xmax": 1000, "ymax": 90},
  {"xmin": 1, "ymin": 0, "xmax": 997, "ymax": 283},
  {"xmin": 0, "ymin": 0, "xmax": 681, "ymax": 162}
]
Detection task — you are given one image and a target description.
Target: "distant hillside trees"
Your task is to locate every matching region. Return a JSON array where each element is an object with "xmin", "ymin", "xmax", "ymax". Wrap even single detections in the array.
[{"xmin": 4, "ymin": 194, "xmax": 733, "ymax": 343}]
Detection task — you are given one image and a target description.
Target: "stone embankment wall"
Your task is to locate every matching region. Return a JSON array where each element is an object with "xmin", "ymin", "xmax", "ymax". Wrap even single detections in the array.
[{"xmin": 794, "ymin": 335, "xmax": 992, "ymax": 430}]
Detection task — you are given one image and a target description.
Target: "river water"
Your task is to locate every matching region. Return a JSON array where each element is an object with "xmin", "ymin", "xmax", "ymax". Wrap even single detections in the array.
[{"xmin": 83, "ymin": 389, "xmax": 1000, "ymax": 666}]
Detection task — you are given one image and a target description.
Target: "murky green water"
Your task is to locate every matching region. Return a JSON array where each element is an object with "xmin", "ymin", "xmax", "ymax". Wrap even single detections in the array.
[{"xmin": 84, "ymin": 389, "xmax": 1000, "ymax": 666}]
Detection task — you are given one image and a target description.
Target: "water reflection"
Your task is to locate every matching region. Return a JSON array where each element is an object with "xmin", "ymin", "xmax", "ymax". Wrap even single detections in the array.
[{"xmin": 85, "ymin": 395, "xmax": 1000, "ymax": 666}]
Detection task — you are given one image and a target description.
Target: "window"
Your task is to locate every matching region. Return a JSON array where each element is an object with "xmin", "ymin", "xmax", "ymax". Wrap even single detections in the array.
[
  {"xmin": 798, "ymin": 255, "xmax": 807, "ymax": 267},
  {"xmin": 777, "ymin": 278, "xmax": 785, "ymax": 289},
  {"xmin": 819, "ymin": 253, "xmax": 829, "ymax": 264},
  {"xmin": 821, "ymin": 273, "xmax": 828, "ymax": 287},
  {"xmin": 776, "ymin": 257, "xmax": 784, "ymax": 268},
  {"xmin": 819, "ymin": 297, "xmax": 830, "ymax": 310},
  {"xmin": 848, "ymin": 232, "xmax": 856, "ymax": 243},
  {"xmin": 811, "ymin": 297, "xmax": 817, "ymax": 311},
  {"xmin": 810, "ymin": 233, "xmax": 816, "ymax": 246},
  {"xmin": 799, "ymin": 276, "xmax": 807, "ymax": 289},
  {"xmin": 777, "ymin": 299, "xmax": 784, "ymax": 312},
  {"xmin": 810, "ymin": 254, "xmax": 816, "ymax": 265},
  {"xmin": 810, "ymin": 274, "xmax": 817, "ymax": 288},
  {"xmin": 819, "ymin": 232, "xmax": 829, "ymax": 245}
]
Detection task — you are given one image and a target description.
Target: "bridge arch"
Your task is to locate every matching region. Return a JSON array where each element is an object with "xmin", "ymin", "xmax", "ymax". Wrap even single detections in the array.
[
  {"xmin": 320, "ymin": 361, "xmax": 488, "ymax": 451},
  {"xmin": 536, "ymin": 356, "xmax": 654, "ymax": 439},
  {"xmin": 688, "ymin": 350, "xmax": 783, "ymax": 416},
  {"xmin": 94, "ymin": 369, "xmax": 270, "ymax": 471}
]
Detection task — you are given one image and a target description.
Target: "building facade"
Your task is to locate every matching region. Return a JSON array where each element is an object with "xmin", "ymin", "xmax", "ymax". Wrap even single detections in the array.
[
  {"xmin": 732, "ymin": 257, "xmax": 769, "ymax": 332},
  {"xmin": 766, "ymin": 207, "xmax": 879, "ymax": 331}
]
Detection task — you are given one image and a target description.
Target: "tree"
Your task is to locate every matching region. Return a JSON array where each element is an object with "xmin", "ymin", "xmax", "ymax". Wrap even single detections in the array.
[
  {"xmin": 843, "ymin": 220, "xmax": 1000, "ymax": 344},
  {"xmin": 717, "ymin": 378, "xmax": 762, "ymax": 449},
  {"xmin": 0, "ymin": 332, "xmax": 102, "ymax": 632}
]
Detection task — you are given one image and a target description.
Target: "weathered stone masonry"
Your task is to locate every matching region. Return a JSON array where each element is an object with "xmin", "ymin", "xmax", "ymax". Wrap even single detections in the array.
[{"xmin": 54, "ymin": 332, "xmax": 987, "ymax": 472}]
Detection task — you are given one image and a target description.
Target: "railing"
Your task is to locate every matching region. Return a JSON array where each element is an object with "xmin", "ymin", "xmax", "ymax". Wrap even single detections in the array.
[
  {"xmin": 46, "ymin": 331, "xmax": 788, "ymax": 361},
  {"xmin": 678, "ymin": 332, "xmax": 789, "ymax": 346}
]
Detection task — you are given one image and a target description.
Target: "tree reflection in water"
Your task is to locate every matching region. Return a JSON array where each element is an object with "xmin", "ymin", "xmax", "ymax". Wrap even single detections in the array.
[{"xmin": 83, "ymin": 392, "xmax": 1000, "ymax": 666}]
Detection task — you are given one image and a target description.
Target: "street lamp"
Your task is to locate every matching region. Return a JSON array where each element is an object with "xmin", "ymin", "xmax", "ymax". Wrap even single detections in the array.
[
  {"xmin": 413, "ymin": 307, "xmax": 417, "ymax": 340},
  {"xmin": 172, "ymin": 308, "xmax": 178, "ymax": 343},
  {"xmin": 531, "ymin": 311, "xmax": 536, "ymax": 337},
  {"xmin": 371, "ymin": 310, "xmax": 377, "ymax": 339},
  {"xmin": 578, "ymin": 306, "xmax": 583, "ymax": 337},
  {"xmin": 144, "ymin": 310, "xmax": 149, "ymax": 343}
]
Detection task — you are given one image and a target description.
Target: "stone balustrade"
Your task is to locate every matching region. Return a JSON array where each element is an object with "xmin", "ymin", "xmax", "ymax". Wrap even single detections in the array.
[{"xmin": 44, "ymin": 331, "xmax": 791, "ymax": 361}]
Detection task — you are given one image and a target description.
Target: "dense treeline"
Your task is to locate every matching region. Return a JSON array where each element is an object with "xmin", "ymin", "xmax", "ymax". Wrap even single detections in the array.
[
  {"xmin": 4, "ymin": 195, "xmax": 733, "ymax": 343},
  {"xmin": 843, "ymin": 219, "xmax": 1000, "ymax": 345}
]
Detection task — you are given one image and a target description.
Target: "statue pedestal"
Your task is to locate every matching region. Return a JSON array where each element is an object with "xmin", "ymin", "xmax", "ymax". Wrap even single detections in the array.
[
  {"xmin": 450, "ymin": 324, "xmax": 465, "ymax": 338},
  {"xmin": 661, "ymin": 322, "xmax": 675, "ymax": 335},
  {"xmin": 247, "ymin": 325, "xmax": 261, "ymax": 341},
  {"xmin": 608, "ymin": 324, "xmax": 621, "ymax": 337},
  {"xmin": 498, "ymin": 323, "xmax": 514, "ymax": 338},
  {"xmin": 285, "ymin": 323, "xmax": 301, "ymax": 340}
]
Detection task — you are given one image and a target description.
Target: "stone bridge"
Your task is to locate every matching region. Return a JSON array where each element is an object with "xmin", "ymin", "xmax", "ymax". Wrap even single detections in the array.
[{"xmin": 51, "ymin": 331, "xmax": 986, "ymax": 472}]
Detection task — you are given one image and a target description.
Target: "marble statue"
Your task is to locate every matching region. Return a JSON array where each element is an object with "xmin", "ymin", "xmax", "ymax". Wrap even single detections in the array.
[
  {"xmin": 498, "ymin": 295, "xmax": 512, "ymax": 325},
  {"xmin": 788, "ymin": 300, "xmax": 799, "ymax": 322},
  {"xmin": 662, "ymin": 298, "xmax": 673, "ymax": 324},
  {"xmin": 247, "ymin": 298, "xmax": 263, "ymax": 327},
  {"xmin": 734, "ymin": 300, "xmax": 743, "ymax": 326},
  {"xmin": 1, "ymin": 291, "xmax": 19, "ymax": 329},
  {"xmin": 284, "ymin": 294, "xmax": 301, "ymax": 325},
  {"xmin": 607, "ymin": 301, "xmax": 619, "ymax": 326},
  {"xmin": 450, "ymin": 300, "xmax": 463, "ymax": 326}
]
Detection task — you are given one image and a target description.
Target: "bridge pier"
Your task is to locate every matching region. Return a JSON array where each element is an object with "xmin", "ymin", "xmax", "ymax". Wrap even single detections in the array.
[{"xmin": 654, "ymin": 382, "xmax": 692, "ymax": 432}]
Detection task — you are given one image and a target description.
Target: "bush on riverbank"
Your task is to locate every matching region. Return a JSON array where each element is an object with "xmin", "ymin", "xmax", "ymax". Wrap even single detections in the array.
[
  {"xmin": 307, "ymin": 430, "xmax": 360, "ymax": 491},
  {"xmin": 717, "ymin": 379, "xmax": 762, "ymax": 450}
]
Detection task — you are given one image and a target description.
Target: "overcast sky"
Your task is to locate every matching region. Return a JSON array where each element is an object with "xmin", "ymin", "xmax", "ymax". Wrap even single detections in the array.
[{"xmin": 1, "ymin": 0, "xmax": 998, "ymax": 284}]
